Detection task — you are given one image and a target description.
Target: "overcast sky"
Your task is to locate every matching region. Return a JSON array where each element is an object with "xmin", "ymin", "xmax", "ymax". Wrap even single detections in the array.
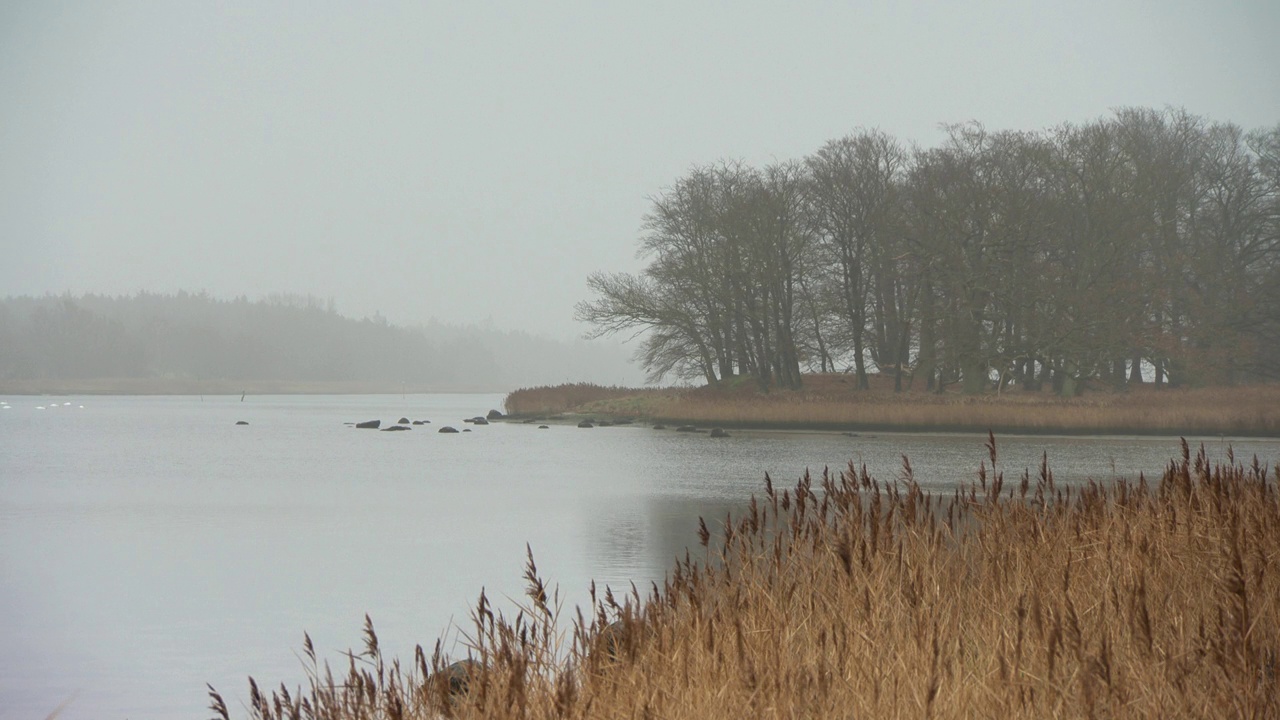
[{"xmin": 2, "ymin": 1, "xmax": 1277, "ymax": 339}]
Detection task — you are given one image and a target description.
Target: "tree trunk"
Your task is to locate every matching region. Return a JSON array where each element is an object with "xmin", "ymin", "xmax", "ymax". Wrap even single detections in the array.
[
  {"xmin": 962, "ymin": 359, "xmax": 987, "ymax": 394},
  {"xmin": 853, "ymin": 321, "xmax": 869, "ymax": 390},
  {"xmin": 1059, "ymin": 358, "xmax": 1081, "ymax": 397}
]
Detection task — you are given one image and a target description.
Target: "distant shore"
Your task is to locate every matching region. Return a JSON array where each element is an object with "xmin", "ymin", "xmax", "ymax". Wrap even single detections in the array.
[
  {"xmin": 503, "ymin": 376, "xmax": 1280, "ymax": 438},
  {"xmin": 0, "ymin": 378, "xmax": 508, "ymax": 396}
]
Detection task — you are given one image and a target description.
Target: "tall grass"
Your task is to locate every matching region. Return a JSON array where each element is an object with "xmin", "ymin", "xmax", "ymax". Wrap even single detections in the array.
[
  {"xmin": 502, "ymin": 383, "xmax": 675, "ymax": 417},
  {"xmin": 212, "ymin": 439, "xmax": 1279, "ymax": 718},
  {"xmin": 508, "ymin": 379, "xmax": 1280, "ymax": 435}
]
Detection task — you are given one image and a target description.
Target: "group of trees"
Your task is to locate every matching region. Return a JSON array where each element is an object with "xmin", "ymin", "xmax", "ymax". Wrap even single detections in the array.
[
  {"xmin": 0, "ymin": 292, "xmax": 638, "ymax": 389},
  {"xmin": 578, "ymin": 108, "xmax": 1280, "ymax": 394}
]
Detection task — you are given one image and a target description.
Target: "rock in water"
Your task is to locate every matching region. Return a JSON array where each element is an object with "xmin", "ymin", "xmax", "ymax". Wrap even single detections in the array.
[
  {"xmin": 486, "ymin": 409, "xmax": 504, "ymax": 420},
  {"xmin": 709, "ymin": 427, "xmax": 730, "ymax": 438},
  {"xmin": 577, "ymin": 420, "xmax": 594, "ymax": 428},
  {"xmin": 438, "ymin": 426, "xmax": 459, "ymax": 433},
  {"xmin": 235, "ymin": 421, "xmax": 249, "ymax": 425},
  {"xmin": 355, "ymin": 420, "xmax": 381, "ymax": 429},
  {"xmin": 382, "ymin": 425, "xmax": 411, "ymax": 431},
  {"xmin": 435, "ymin": 659, "xmax": 481, "ymax": 697}
]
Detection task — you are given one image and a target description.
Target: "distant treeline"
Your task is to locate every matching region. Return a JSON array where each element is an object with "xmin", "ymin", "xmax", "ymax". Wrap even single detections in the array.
[
  {"xmin": 0, "ymin": 292, "xmax": 635, "ymax": 391},
  {"xmin": 578, "ymin": 107, "xmax": 1280, "ymax": 394}
]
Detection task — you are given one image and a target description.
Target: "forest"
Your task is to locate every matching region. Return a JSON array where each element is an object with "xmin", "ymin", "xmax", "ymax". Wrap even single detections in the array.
[
  {"xmin": 577, "ymin": 107, "xmax": 1280, "ymax": 394},
  {"xmin": 0, "ymin": 292, "xmax": 635, "ymax": 391}
]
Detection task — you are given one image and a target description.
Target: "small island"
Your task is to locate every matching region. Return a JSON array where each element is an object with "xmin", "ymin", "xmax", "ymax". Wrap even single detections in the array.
[{"xmin": 503, "ymin": 376, "xmax": 1280, "ymax": 437}]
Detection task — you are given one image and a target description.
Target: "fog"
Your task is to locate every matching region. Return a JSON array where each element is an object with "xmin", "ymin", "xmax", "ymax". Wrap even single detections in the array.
[{"xmin": 2, "ymin": 1, "xmax": 1277, "ymax": 342}]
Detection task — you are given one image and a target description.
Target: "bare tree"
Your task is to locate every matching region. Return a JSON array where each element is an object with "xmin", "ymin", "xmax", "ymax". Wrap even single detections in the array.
[{"xmin": 806, "ymin": 130, "xmax": 906, "ymax": 389}]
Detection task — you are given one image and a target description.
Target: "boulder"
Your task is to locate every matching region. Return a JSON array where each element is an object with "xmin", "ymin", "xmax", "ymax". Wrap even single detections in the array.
[
  {"xmin": 652, "ymin": 424, "xmax": 667, "ymax": 430},
  {"xmin": 397, "ymin": 417, "xmax": 410, "ymax": 424},
  {"xmin": 709, "ymin": 427, "xmax": 730, "ymax": 438},
  {"xmin": 435, "ymin": 659, "xmax": 481, "ymax": 697},
  {"xmin": 411, "ymin": 420, "xmax": 427, "ymax": 425},
  {"xmin": 486, "ymin": 409, "xmax": 504, "ymax": 420},
  {"xmin": 355, "ymin": 420, "xmax": 381, "ymax": 429},
  {"xmin": 596, "ymin": 620, "xmax": 629, "ymax": 662},
  {"xmin": 594, "ymin": 619, "xmax": 651, "ymax": 664},
  {"xmin": 577, "ymin": 420, "xmax": 594, "ymax": 428},
  {"xmin": 471, "ymin": 417, "xmax": 489, "ymax": 426},
  {"xmin": 538, "ymin": 425, "xmax": 550, "ymax": 429},
  {"xmin": 438, "ymin": 426, "xmax": 459, "ymax": 433},
  {"xmin": 463, "ymin": 428, "xmax": 472, "ymax": 432},
  {"xmin": 382, "ymin": 425, "xmax": 411, "ymax": 431}
]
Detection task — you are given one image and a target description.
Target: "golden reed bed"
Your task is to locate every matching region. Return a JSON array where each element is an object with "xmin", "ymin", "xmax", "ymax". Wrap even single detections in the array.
[
  {"xmin": 504, "ymin": 378, "xmax": 1280, "ymax": 436},
  {"xmin": 212, "ymin": 438, "xmax": 1278, "ymax": 719}
]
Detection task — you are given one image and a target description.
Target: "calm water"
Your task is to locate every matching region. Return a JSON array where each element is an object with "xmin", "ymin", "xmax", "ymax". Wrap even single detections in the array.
[{"xmin": 2, "ymin": 394, "xmax": 1278, "ymax": 719}]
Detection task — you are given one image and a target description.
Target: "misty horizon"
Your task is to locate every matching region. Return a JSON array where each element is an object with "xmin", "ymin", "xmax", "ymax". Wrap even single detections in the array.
[
  {"xmin": 0, "ymin": 290, "xmax": 650, "ymax": 389},
  {"xmin": 3, "ymin": 2, "xmax": 1278, "ymax": 343}
]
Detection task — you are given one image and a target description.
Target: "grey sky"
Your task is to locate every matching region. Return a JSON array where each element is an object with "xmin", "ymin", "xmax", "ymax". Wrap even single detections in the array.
[{"xmin": 2, "ymin": 1, "xmax": 1277, "ymax": 339}]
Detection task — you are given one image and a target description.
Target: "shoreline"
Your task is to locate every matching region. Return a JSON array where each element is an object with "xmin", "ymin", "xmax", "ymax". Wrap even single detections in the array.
[
  {"xmin": 0, "ymin": 379, "xmax": 509, "ymax": 396},
  {"xmin": 508, "ymin": 412, "xmax": 1280, "ymax": 439},
  {"xmin": 502, "ymin": 376, "xmax": 1280, "ymax": 439},
  {"xmin": 7, "ymin": 376, "xmax": 1278, "ymax": 439},
  {"xmin": 224, "ymin": 439, "xmax": 1280, "ymax": 718}
]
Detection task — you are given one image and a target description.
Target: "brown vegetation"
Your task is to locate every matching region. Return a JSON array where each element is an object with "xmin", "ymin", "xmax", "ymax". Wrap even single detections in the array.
[
  {"xmin": 212, "ymin": 438, "xmax": 1280, "ymax": 718},
  {"xmin": 501, "ymin": 383, "xmax": 676, "ymax": 417},
  {"xmin": 505, "ymin": 375, "xmax": 1280, "ymax": 436}
]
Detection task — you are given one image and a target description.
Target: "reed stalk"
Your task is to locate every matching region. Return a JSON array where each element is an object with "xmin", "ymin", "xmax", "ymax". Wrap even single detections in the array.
[
  {"xmin": 505, "ymin": 378, "xmax": 1280, "ymax": 436},
  {"xmin": 212, "ymin": 438, "xmax": 1280, "ymax": 718}
]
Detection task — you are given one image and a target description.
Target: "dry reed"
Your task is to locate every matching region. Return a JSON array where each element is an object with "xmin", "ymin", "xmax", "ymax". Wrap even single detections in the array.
[
  {"xmin": 502, "ymin": 383, "xmax": 675, "ymax": 418},
  {"xmin": 507, "ymin": 378, "xmax": 1280, "ymax": 436},
  {"xmin": 211, "ymin": 437, "xmax": 1279, "ymax": 719}
]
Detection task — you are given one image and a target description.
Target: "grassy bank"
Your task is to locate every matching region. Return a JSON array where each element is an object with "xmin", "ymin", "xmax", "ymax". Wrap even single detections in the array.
[
  {"xmin": 500, "ymin": 383, "xmax": 674, "ymax": 417},
  {"xmin": 504, "ymin": 376, "xmax": 1280, "ymax": 436},
  {"xmin": 214, "ymin": 440, "xmax": 1279, "ymax": 718}
]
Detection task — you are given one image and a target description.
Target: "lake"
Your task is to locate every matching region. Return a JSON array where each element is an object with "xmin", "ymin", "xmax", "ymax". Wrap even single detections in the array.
[{"xmin": 2, "ymin": 393, "xmax": 1277, "ymax": 719}]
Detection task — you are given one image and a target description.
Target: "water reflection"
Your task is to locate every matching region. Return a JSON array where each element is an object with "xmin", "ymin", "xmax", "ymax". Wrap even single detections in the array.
[
  {"xmin": 580, "ymin": 430, "xmax": 1280, "ymax": 604},
  {"xmin": 584, "ymin": 503, "xmax": 650, "ymax": 588},
  {"xmin": 3, "ymin": 395, "xmax": 1279, "ymax": 720},
  {"xmin": 585, "ymin": 490, "xmax": 767, "ymax": 597}
]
